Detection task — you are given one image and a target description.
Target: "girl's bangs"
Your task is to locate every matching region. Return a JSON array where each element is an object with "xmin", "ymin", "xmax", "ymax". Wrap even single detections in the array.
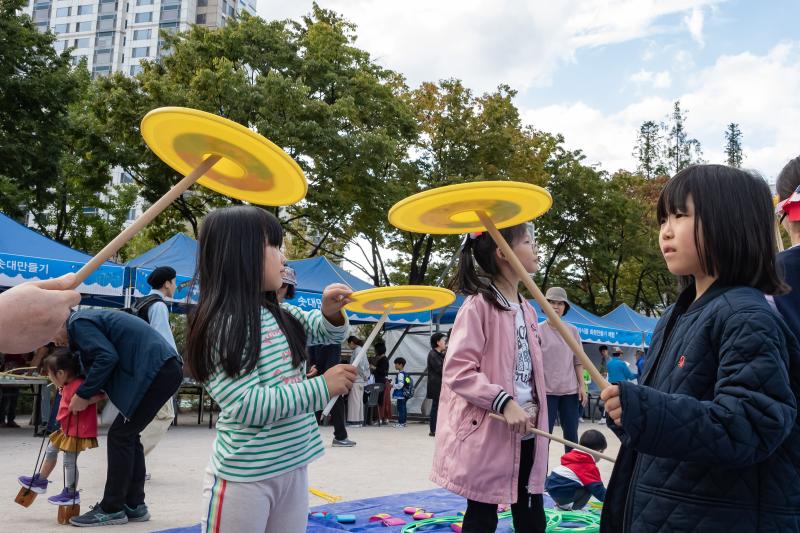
[{"xmin": 657, "ymin": 172, "xmax": 692, "ymax": 222}]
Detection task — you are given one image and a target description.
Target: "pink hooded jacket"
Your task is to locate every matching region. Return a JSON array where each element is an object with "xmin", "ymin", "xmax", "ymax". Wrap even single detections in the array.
[{"xmin": 430, "ymin": 292, "xmax": 550, "ymax": 503}]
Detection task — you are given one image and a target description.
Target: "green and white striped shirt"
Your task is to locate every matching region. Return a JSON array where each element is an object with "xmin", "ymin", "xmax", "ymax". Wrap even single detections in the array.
[{"xmin": 205, "ymin": 304, "xmax": 347, "ymax": 482}]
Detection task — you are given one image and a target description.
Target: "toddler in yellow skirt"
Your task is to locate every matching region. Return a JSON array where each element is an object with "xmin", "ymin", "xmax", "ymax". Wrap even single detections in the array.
[{"xmin": 17, "ymin": 349, "xmax": 103, "ymax": 505}]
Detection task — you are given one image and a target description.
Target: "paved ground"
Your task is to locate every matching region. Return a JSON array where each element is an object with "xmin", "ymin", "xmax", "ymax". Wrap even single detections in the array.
[{"xmin": 0, "ymin": 416, "xmax": 618, "ymax": 532}]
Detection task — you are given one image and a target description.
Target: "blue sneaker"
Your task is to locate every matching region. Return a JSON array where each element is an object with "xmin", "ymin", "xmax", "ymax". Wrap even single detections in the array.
[
  {"xmin": 69, "ymin": 504, "xmax": 128, "ymax": 527},
  {"xmin": 124, "ymin": 503, "xmax": 150, "ymax": 522},
  {"xmin": 17, "ymin": 473, "xmax": 48, "ymax": 494},
  {"xmin": 47, "ymin": 487, "xmax": 80, "ymax": 505}
]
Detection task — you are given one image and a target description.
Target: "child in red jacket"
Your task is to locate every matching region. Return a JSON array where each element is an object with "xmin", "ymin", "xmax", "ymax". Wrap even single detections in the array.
[
  {"xmin": 545, "ymin": 430, "xmax": 607, "ymax": 510},
  {"xmin": 17, "ymin": 349, "xmax": 103, "ymax": 505}
]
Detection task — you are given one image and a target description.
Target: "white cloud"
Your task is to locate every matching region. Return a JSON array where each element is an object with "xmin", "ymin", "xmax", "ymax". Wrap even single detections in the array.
[
  {"xmin": 684, "ymin": 6, "xmax": 705, "ymax": 47},
  {"xmin": 630, "ymin": 69, "xmax": 672, "ymax": 88},
  {"xmin": 522, "ymin": 42, "xmax": 800, "ymax": 180},
  {"xmin": 258, "ymin": 0, "xmax": 722, "ymax": 91}
]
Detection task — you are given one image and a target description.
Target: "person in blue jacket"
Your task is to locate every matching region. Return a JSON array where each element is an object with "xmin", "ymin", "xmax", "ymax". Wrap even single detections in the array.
[
  {"xmin": 600, "ymin": 165, "xmax": 800, "ymax": 532},
  {"xmin": 606, "ymin": 347, "xmax": 636, "ymax": 384},
  {"xmin": 52, "ymin": 309, "xmax": 182, "ymax": 527}
]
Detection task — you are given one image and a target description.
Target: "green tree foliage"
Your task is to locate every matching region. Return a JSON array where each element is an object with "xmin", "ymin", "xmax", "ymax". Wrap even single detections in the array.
[
  {"xmin": 724, "ymin": 122, "xmax": 744, "ymax": 168},
  {"xmin": 0, "ymin": 0, "xmax": 135, "ymax": 252},
  {"xmin": 633, "ymin": 120, "xmax": 668, "ymax": 179},
  {"xmin": 665, "ymin": 100, "xmax": 703, "ymax": 173},
  {"xmin": 387, "ymin": 80, "xmax": 552, "ymax": 285}
]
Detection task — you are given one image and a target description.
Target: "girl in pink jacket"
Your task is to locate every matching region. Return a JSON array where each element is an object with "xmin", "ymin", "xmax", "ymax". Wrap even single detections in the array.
[{"xmin": 430, "ymin": 223, "xmax": 549, "ymax": 533}]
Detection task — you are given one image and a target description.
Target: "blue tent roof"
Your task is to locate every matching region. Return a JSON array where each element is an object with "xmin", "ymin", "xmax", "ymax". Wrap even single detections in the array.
[
  {"xmin": 0, "ymin": 211, "xmax": 124, "ymax": 300},
  {"xmin": 126, "ymin": 234, "xmax": 199, "ymax": 303},
  {"xmin": 603, "ymin": 303, "xmax": 659, "ymax": 345},
  {"xmin": 125, "ymin": 237, "xmax": 432, "ymax": 325},
  {"xmin": 432, "ymin": 291, "xmax": 645, "ymax": 347},
  {"xmin": 288, "ymin": 257, "xmax": 374, "ymax": 293},
  {"xmin": 286, "ymin": 257, "xmax": 431, "ymax": 325}
]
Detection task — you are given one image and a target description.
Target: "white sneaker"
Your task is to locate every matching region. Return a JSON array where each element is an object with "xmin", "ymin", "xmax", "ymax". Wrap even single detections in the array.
[{"xmin": 598, "ymin": 417, "xmax": 606, "ymax": 424}]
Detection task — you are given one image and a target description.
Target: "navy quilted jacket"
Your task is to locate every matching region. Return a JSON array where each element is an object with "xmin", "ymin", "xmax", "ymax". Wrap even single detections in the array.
[{"xmin": 601, "ymin": 283, "xmax": 800, "ymax": 532}]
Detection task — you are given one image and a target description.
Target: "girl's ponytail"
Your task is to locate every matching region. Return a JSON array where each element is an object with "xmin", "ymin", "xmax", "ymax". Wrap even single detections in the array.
[{"xmin": 451, "ymin": 224, "xmax": 531, "ymax": 309}]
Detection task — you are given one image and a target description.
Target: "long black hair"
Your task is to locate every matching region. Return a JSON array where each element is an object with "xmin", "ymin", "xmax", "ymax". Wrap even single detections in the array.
[
  {"xmin": 187, "ymin": 206, "xmax": 307, "ymax": 382},
  {"xmin": 656, "ymin": 164, "xmax": 787, "ymax": 295},
  {"xmin": 451, "ymin": 223, "xmax": 532, "ymax": 310}
]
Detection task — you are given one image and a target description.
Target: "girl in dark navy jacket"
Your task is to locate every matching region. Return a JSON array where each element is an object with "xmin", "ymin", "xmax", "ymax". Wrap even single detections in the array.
[{"xmin": 600, "ymin": 165, "xmax": 800, "ymax": 532}]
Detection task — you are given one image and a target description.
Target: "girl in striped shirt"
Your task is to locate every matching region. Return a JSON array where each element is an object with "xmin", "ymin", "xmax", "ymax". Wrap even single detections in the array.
[{"xmin": 187, "ymin": 206, "xmax": 357, "ymax": 533}]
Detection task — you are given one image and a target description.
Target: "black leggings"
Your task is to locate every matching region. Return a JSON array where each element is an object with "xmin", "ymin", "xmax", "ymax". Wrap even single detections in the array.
[{"xmin": 462, "ymin": 438, "xmax": 546, "ymax": 532}]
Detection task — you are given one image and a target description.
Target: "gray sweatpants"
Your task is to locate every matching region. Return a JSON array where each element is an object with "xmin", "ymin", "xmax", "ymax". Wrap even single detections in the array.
[
  {"xmin": 44, "ymin": 442, "xmax": 79, "ymax": 489},
  {"xmin": 200, "ymin": 466, "xmax": 309, "ymax": 533}
]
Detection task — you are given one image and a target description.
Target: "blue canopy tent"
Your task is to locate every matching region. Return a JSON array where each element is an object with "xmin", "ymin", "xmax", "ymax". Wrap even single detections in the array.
[
  {"xmin": 429, "ymin": 291, "xmax": 644, "ymax": 347},
  {"xmin": 126, "ymin": 233, "xmax": 199, "ymax": 308},
  {"xmin": 286, "ymin": 257, "xmax": 432, "ymax": 326},
  {"xmin": 0, "ymin": 212, "xmax": 125, "ymax": 306},
  {"xmin": 126, "ymin": 236, "xmax": 432, "ymax": 325},
  {"xmin": 603, "ymin": 303, "xmax": 659, "ymax": 346}
]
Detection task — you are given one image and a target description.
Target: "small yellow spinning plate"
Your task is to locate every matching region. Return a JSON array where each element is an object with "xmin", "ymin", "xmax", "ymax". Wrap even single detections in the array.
[
  {"xmin": 141, "ymin": 107, "xmax": 307, "ymax": 206},
  {"xmin": 346, "ymin": 286, "xmax": 456, "ymax": 315},
  {"xmin": 388, "ymin": 181, "xmax": 552, "ymax": 234}
]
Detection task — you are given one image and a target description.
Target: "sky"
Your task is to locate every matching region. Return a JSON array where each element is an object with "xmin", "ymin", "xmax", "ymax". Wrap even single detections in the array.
[
  {"xmin": 258, "ymin": 0, "xmax": 800, "ymax": 181},
  {"xmin": 256, "ymin": 0, "xmax": 800, "ymax": 280}
]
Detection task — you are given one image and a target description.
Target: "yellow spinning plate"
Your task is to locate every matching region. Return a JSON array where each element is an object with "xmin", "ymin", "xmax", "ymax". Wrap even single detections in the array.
[
  {"xmin": 388, "ymin": 181, "xmax": 552, "ymax": 234},
  {"xmin": 346, "ymin": 286, "xmax": 456, "ymax": 315},
  {"xmin": 141, "ymin": 107, "xmax": 307, "ymax": 205}
]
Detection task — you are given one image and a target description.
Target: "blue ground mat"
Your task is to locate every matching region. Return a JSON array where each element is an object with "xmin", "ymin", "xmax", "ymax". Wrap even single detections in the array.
[{"xmin": 152, "ymin": 488, "xmax": 576, "ymax": 533}]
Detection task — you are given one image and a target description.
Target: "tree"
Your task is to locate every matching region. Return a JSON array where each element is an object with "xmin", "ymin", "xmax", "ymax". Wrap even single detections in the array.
[
  {"xmin": 724, "ymin": 123, "xmax": 743, "ymax": 168},
  {"xmin": 82, "ymin": 6, "xmax": 417, "ymax": 277},
  {"xmin": 633, "ymin": 120, "xmax": 667, "ymax": 179},
  {"xmin": 665, "ymin": 100, "xmax": 703, "ymax": 174},
  {"xmin": 386, "ymin": 81, "xmax": 552, "ymax": 285}
]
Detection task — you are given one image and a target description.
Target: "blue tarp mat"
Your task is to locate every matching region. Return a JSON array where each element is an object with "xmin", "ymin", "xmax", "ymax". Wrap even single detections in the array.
[
  {"xmin": 0, "ymin": 211, "xmax": 125, "ymax": 299},
  {"xmin": 152, "ymin": 488, "xmax": 563, "ymax": 533}
]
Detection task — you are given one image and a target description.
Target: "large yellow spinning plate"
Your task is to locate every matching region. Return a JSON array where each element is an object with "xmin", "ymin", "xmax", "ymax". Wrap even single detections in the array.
[
  {"xmin": 346, "ymin": 286, "xmax": 456, "ymax": 315},
  {"xmin": 141, "ymin": 107, "xmax": 307, "ymax": 206},
  {"xmin": 389, "ymin": 181, "xmax": 552, "ymax": 234}
]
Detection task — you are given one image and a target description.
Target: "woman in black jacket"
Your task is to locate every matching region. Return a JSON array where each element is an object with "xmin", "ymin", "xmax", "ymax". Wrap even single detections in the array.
[
  {"xmin": 425, "ymin": 332, "xmax": 446, "ymax": 437},
  {"xmin": 600, "ymin": 165, "xmax": 800, "ymax": 532}
]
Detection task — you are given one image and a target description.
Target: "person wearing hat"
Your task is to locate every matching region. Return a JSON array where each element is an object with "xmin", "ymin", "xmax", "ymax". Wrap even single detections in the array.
[
  {"xmin": 606, "ymin": 346, "xmax": 636, "ymax": 385},
  {"xmin": 137, "ymin": 266, "xmax": 178, "ymax": 473},
  {"xmin": 540, "ymin": 286, "xmax": 585, "ymax": 453}
]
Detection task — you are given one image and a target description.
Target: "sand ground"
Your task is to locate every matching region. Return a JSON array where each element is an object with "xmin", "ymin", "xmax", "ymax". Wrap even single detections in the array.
[{"xmin": 0, "ymin": 415, "xmax": 618, "ymax": 532}]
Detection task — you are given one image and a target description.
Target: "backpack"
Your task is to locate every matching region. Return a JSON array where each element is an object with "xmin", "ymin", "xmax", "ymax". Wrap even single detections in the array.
[
  {"xmin": 402, "ymin": 372, "xmax": 415, "ymax": 399},
  {"xmin": 121, "ymin": 294, "xmax": 163, "ymax": 324}
]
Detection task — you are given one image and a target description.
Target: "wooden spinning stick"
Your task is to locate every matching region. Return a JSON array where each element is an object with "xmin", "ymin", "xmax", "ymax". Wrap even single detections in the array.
[
  {"xmin": 71, "ymin": 106, "xmax": 309, "ymax": 288},
  {"xmin": 488, "ymin": 413, "xmax": 615, "ymax": 463},
  {"xmin": 73, "ymin": 155, "xmax": 221, "ymax": 287},
  {"xmin": 475, "ymin": 210, "xmax": 609, "ymax": 389}
]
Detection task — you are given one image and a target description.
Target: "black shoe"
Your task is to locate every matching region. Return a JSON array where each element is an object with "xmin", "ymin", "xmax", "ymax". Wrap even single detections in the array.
[
  {"xmin": 4, "ymin": 421, "xmax": 20, "ymax": 428},
  {"xmin": 429, "ymin": 432, "xmax": 435, "ymax": 437}
]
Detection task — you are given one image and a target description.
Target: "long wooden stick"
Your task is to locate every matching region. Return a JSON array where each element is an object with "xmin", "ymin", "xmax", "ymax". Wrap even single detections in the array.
[
  {"xmin": 72, "ymin": 155, "xmax": 222, "ymax": 287},
  {"xmin": 321, "ymin": 306, "xmax": 392, "ymax": 416},
  {"xmin": 488, "ymin": 413, "xmax": 615, "ymax": 463},
  {"xmin": 475, "ymin": 211, "xmax": 610, "ymax": 390}
]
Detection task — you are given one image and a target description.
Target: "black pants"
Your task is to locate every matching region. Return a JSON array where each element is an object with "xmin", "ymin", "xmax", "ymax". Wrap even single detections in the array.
[
  {"xmin": 463, "ymin": 438, "xmax": 546, "ymax": 533},
  {"xmin": 429, "ymin": 396, "xmax": 439, "ymax": 434},
  {"xmin": 329, "ymin": 395, "xmax": 348, "ymax": 441},
  {"xmin": 0, "ymin": 387, "xmax": 20, "ymax": 424},
  {"xmin": 100, "ymin": 358, "xmax": 182, "ymax": 513}
]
